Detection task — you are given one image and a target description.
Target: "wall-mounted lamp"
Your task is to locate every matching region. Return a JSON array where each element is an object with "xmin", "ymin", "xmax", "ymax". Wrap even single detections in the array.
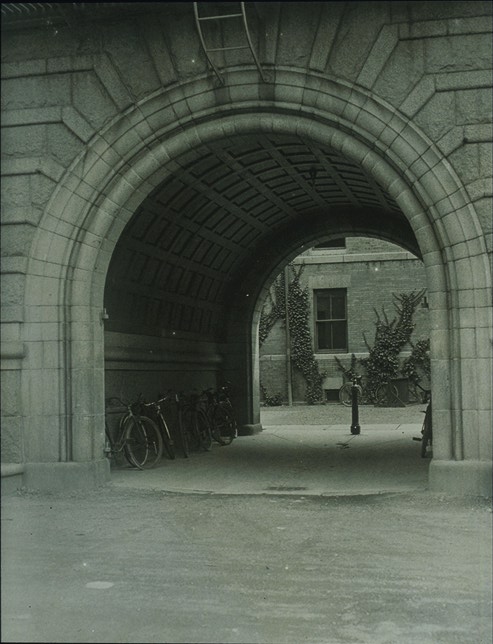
[
  {"xmin": 421, "ymin": 296, "xmax": 429, "ymax": 309},
  {"xmin": 101, "ymin": 308, "xmax": 109, "ymax": 321}
]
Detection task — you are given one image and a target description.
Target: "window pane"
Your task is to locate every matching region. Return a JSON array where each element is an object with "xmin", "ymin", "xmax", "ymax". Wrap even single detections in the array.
[
  {"xmin": 331, "ymin": 321, "xmax": 347, "ymax": 350},
  {"xmin": 315, "ymin": 289, "xmax": 347, "ymax": 351},
  {"xmin": 331, "ymin": 295, "xmax": 346, "ymax": 319},
  {"xmin": 317, "ymin": 322, "xmax": 331, "ymax": 349},
  {"xmin": 317, "ymin": 295, "xmax": 331, "ymax": 320}
]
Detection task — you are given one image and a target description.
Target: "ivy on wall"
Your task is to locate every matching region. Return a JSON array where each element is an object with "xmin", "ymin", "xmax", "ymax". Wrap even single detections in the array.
[
  {"xmin": 259, "ymin": 264, "xmax": 326, "ymax": 405},
  {"xmin": 260, "ymin": 274, "xmax": 428, "ymax": 406},
  {"xmin": 260, "ymin": 383, "xmax": 283, "ymax": 406},
  {"xmin": 402, "ymin": 338, "xmax": 431, "ymax": 400},
  {"xmin": 335, "ymin": 289, "xmax": 428, "ymax": 402},
  {"xmin": 402, "ymin": 338, "xmax": 431, "ymax": 382},
  {"xmin": 361, "ymin": 290, "xmax": 426, "ymax": 396},
  {"xmin": 259, "ymin": 273, "xmax": 286, "ymax": 347},
  {"xmin": 335, "ymin": 352, "xmax": 359, "ymax": 382},
  {"xmin": 287, "ymin": 265, "xmax": 326, "ymax": 404},
  {"xmin": 259, "ymin": 274, "xmax": 284, "ymax": 405}
]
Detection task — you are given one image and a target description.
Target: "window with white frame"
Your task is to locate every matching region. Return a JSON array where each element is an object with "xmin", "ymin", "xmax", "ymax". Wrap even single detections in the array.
[{"xmin": 314, "ymin": 288, "xmax": 347, "ymax": 351}]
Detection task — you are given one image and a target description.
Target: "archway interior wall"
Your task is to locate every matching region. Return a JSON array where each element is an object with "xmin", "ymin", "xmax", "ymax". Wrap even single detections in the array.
[
  {"xmin": 100, "ymin": 112, "xmax": 421, "ymax": 419},
  {"xmin": 104, "ymin": 331, "xmax": 225, "ymax": 407}
]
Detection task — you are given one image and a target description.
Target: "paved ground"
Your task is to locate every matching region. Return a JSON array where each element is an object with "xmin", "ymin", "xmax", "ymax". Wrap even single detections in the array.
[
  {"xmin": 2, "ymin": 404, "xmax": 492, "ymax": 644},
  {"xmin": 109, "ymin": 403, "xmax": 431, "ymax": 496}
]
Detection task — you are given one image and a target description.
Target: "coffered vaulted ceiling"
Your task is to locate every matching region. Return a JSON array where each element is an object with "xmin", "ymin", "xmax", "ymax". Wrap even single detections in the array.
[{"xmin": 105, "ymin": 133, "xmax": 411, "ymax": 338}]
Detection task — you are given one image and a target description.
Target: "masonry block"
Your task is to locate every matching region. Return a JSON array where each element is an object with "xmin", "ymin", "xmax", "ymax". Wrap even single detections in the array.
[
  {"xmin": 73, "ymin": 71, "xmax": 118, "ymax": 129},
  {"xmin": 2, "ymin": 74, "xmax": 71, "ymax": 111},
  {"xmin": 429, "ymin": 460, "xmax": 492, "ymax": 497},
  {"xmin": 22, "ymin": 460, "xmax": 110, "ymax": 493}
]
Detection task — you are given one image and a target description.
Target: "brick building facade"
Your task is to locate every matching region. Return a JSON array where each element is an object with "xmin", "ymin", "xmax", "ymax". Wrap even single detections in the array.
[{"xmin": 260, "ymin": 237, "xmax": 429, "ymax": 404}]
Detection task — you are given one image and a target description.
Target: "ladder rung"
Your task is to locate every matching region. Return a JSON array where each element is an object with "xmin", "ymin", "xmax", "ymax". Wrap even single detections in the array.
[
  {"xmin": 193, "ymin": 1, "xmax": 267, "ymax": 84},
  {"xmin": 197, "ymin": 13, "xmax": 243, "ymax": 21},
  {"xmin": 205, "ymin": 45, "xmax": 249, "ymax": 52}
]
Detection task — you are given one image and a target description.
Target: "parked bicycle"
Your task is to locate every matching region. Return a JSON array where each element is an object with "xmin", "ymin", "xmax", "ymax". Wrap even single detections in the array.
[
  {"xmin": 339, "ymin": 376, "xmax": 399, "ymax": 407},
  {"xmin": 142, "ymin": 393, "xmax": 176, "ymax": 460},
  {"xmin": 105, "ymin": 399, "xmax": 140, "ymax": 469},
  {"xmin": 407, "ymin": 375, "xmax": 432, "ymax": 403},
  {"xmin": 203, "ymin": 385, "xmax": 238, "ymax": 446},
  {"xmin": 105, "ymin": 396, "xmax": 163, "ymax": 469},
  {"xmin": 172, "ymin": 392, "xmax": 192, "ymax": 458},
  {"xmin": 176, "ymin": 390, "xmax": 212, "ymax": 454}
]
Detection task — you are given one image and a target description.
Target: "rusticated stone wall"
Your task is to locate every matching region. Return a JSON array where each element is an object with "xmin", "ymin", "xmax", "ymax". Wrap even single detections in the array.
[{"xmin": 1, "ymin": 2, "xmax": 491, "ymax": 495}]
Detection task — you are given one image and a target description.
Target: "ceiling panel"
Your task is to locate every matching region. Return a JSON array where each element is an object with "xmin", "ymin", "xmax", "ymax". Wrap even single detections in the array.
[{"xmin": 105, "ymin": 132, "xmax": 405, "ymax": 337}]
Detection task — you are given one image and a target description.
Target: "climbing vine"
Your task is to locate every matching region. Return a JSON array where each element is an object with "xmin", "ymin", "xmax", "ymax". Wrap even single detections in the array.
[
  {"xmin": 334, "ymin": 352, "xmax": 359, "ymax": 383},
  {"xmin": 287, "ymin": 265, "xmax": 326, "ymax": 404},
  {"xmin": 259, "ymin": 273, "xmax": 286, "ymax": 347},
  {"xmin": 259, "ymin": 264, "xmax": 326, "ymax": 404},
  {"xmin": 335, "ymin": 289, "xmax": 427, "ymax": 402},
  {"xmin": 262, "ymin": 274, "xmax": 428, "ymax": 406},
  {"xmin": 259, "ymin": 274, "xmax": 286, "ymax": 406},
  {"xmin": 260, "ymin": 383, "xmax": 283, "ymax": 407},
  {"xmin": 402, "ymin": 337, "xmax": 430, "ymax": 383},
  {"xmin": 402, "ymin": 338, "xmax": 431, "ymax": 400},
  {"xmin": 360, "ymin": 289, "xmax": 425, "ymax": 399}
]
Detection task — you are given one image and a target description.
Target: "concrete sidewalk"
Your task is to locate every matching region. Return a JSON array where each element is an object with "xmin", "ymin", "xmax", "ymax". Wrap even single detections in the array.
[
  {"xmin": 109, "ymin": 403, "xmax": 430, "ymax": 497},
  {"xmin": 110, "ymin": 423, "xmax": 429, "ymax": 497}
]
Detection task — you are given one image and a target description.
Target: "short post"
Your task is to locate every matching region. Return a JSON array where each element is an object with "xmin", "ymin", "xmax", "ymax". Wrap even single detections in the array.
[{"xmin": 350, "ymin": 376, "xmax": 361, "ymax": 435}]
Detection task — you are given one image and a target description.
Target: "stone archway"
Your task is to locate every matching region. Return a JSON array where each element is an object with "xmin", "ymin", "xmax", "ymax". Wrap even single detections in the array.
[{"xmin": 22, "ymin": 69, "xmax": 491, "ymax": 494}]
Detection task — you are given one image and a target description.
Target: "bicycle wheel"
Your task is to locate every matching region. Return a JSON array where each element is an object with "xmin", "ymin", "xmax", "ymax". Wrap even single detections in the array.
[
  {"xmin": 123, "ymin": 416, "xmax": 163, "ymax": 469},
  {"xmin": 339, "ymin": 383, "xmax": 362, "ymax": 406},
  {"xmin": 116, "ymin": 414, "xmax": 140, "ymax": 469},
  {"xmin": 212, "ymin": 405, "xmax": 236, "ymax": 445},
  {"xmin": 160, "ymin": 418, "xmax": 176, "ymax": 460},
  {"xmin": 104, "ymin": 421, "xmax": 123, "ymax": 466},
  {"xmin": 177, "ymin": 407, "xmax": 192, "ymax": 457},
  {"xmin": 195, "ymin": 410, "xmax": 212, "ymax": 451},
  {"xmin": 375, "ymin": 383, "xmax": 398, "ymax": 406}
]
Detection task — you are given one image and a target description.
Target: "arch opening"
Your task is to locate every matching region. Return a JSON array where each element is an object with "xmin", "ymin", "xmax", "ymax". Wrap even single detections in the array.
[
  {"xmin": 22, "ymin": 77, "xmax": 491, "ymax": 494},
  {"xmin": 102, "ymin": 131, "xmax": 423, "ymax": 429},
  {"xmin": 256, "ymin": 235, "xmax": 430, "ymax": 411}
]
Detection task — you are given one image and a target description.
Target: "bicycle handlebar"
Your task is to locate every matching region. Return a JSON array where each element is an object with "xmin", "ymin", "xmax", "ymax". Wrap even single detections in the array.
[
  {"xmin": 142, "ymin": 392, "xmax": 173, "ymax": 408},
  {"xmin": 105, "ymin": 393, "xmax": 144, "ymax": 412},
  {"xmin": 107, "ymin": 387, "xmax": 232, "ymax": 411}
]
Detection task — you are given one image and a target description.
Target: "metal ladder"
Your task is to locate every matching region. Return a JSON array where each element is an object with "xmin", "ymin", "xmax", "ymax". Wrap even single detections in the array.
[{"xmin": 193, "ymin": 2, "xmax": 267, "ymax": 85}]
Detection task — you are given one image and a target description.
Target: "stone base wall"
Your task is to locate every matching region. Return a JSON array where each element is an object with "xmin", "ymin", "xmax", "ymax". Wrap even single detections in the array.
[{"xmin": 430, "ymin": 460, "xmax": 493, "ymax": 498}]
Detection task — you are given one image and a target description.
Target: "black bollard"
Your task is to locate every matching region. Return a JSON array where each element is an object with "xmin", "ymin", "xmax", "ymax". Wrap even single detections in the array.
[{"xmin": 350, "ymin": 376, "xmax": 361, "ymax": 435}]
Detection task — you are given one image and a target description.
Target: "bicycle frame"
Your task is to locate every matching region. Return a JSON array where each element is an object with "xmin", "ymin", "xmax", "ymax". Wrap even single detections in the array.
[
  {"xmin": 203, "ymin": 386, "xmax": 238, "ymax": 444},
  {"xmin": 104, "ymin": 399, "xmax": 141, "ymax": 469},
  {"xmin": 176, "ymin": 390, "xmax": 212, "ymax": 452},
  {"xmin": 142, "ymin": 394, "xmax": 176, "ymax": 459},
  {"xmin": 105, "ymin": 396, "xmax": 164, "ymax": 469}
]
